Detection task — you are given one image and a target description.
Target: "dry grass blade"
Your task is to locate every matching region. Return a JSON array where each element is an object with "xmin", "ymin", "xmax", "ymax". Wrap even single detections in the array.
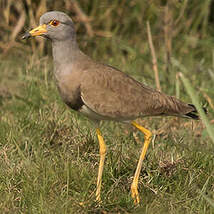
[
  {"xmin": 164, "ymin": 3, "xmax": 172, "ymax": 76},
  {"xmin": 201, "ymin": 91, "xmax": 214, "ymax": 112},
  {"xmin": 36, "ymin": 0, "xmax": 47, "ymax": 20},
  {"xmin": 25, "ymin": 0, "xmax": 36, "ymax": 27},
  {"xmin": 10, "ymin": 2, "xmax": 26, "ymax": 41},
  {"xmin": 147, "ymin": 21, "xmax": 161, "ymax": 92},
  {"xmin": 3, "ymin": 0, "xmax": 13, "ymax": 25},
  {"xmin": 70, "ymin": 0, "xmax": 94, "ymax": 37}
]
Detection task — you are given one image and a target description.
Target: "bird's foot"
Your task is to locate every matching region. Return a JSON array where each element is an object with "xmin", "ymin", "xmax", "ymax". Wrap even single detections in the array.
[
  {"xmin": 96, "ymin": 193, "xmax": 101, "ymax": 203},
  {"xmin": 131, "ymin": 183, "xmax": 140, "ymax": 205}
]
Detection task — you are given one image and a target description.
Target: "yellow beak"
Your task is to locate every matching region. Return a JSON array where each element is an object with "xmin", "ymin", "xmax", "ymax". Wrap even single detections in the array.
[{"xmin": 29, "ymin": 24, "xmax": 47, "ymax": 36}]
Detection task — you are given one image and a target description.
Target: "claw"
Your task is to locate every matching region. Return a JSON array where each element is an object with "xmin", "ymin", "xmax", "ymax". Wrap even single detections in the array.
[
  {"xmin": 131, "ymin": 183, "xmax": 140, "ymax": 205},
  {"xmin": 96, "ymin": 193, "xmax": 101, "ymax": 203}
]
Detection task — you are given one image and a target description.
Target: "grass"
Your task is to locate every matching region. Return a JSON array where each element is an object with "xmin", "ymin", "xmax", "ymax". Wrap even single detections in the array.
[
  {"xmin": 0, "ymin": 49, "xmax": 213, "ymax": 213},
  {"xmin": 1, "ymin": 1, "xmax": 214, "ymax": 213}
]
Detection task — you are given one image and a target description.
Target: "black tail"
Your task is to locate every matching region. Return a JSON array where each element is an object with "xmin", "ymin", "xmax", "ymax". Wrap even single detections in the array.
[{"xmin": 185, "ymin": 104, "xmax": 208, "ymax": 120}]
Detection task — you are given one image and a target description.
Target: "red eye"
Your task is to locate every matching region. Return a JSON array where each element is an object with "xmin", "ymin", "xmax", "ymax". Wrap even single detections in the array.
[{"xmin": 50, "ymin": 20, "xmax": 60, "ymax": 26}]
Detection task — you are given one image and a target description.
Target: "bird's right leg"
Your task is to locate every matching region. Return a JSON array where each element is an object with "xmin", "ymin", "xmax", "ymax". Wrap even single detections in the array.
[
  {"xmin": 95, "ymin": 128, "xmax": 107, "ymax": 202},
  {"xmin": 131, "ymin": 121, "xmax": 152, "ymax": 204}
]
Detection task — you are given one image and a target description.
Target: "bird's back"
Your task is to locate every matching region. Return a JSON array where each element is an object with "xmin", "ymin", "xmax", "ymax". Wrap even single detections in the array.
[{"xmin": 75, "ymin": 58, "xmax": 196, "ymax": 121}]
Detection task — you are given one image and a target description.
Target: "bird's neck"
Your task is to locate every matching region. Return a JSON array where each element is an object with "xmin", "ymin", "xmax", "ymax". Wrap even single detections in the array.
[
  {"xmin": 52, "ymin": 39, "xmax": 83, "ymax": 72},
  {"xmin": 51, "ymin": 38, "xmax": 92, "ymax": 83}
]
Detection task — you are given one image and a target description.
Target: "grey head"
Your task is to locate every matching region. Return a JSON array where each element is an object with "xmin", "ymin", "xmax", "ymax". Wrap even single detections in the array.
[{"xmin": 23, "ymin": 11, "xmax": 76, "ymax": 42}]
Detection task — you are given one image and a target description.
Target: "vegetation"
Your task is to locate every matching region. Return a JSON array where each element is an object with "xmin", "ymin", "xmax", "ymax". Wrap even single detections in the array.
[{"xmin": 0, "ymin": 0, "xmax": 213, "ymax": 213}]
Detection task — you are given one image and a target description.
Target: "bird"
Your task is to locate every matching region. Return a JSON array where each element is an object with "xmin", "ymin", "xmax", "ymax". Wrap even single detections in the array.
[{"xmin": 22, "ymin": 11, "xmax": 206, "ymax": 204}]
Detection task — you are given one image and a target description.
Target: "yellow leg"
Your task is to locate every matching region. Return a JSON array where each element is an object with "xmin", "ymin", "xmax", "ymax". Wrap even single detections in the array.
[
  {"xmin": 131, "ymin": 121, "xmax": 152, "ymax": 204},
  {"xmin": 95, "ymin": 128, "xmax": 107, "ymax": 202}
]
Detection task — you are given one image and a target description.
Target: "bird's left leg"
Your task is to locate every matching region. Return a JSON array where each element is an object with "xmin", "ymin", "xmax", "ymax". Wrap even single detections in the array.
[
  {"xmin": 131, "ymin": 121, "xmax": 152, "ymax": 204},
  {"xmin": 95, "ymin": 128, "xmax": 107, "ymax": 202}
]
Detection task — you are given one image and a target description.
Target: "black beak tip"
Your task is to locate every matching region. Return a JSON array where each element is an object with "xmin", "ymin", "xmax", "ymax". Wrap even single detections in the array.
[{"xmin": 22, "ymin": 32, "xmax": 31, "ymax": 40}]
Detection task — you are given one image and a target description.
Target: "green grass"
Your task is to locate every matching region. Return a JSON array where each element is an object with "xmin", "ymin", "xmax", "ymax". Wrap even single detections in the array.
[{"xmin": 0, "ymin": 49, "xmax": 213, "ymax": 213}]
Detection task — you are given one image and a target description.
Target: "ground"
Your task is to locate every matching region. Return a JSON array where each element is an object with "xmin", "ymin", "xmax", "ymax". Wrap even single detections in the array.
[{"xmin": 0, "ymin": 52, "xmax": 213, "ymax": 213}]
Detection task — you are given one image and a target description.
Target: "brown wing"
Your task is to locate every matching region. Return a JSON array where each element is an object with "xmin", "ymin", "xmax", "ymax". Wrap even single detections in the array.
[{"xmin": 80, "ymin": 62, "xmax": 194, "ymax": 120}]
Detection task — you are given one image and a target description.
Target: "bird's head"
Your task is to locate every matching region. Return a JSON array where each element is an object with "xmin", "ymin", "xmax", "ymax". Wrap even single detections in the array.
[{"xmin": 22, "ymin": 11, "xmax": 76, "ymax": 41}]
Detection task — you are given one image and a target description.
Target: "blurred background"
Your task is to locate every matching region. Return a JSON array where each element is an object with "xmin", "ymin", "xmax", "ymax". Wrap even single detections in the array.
[
  {"xmin": 0, "ymin": 0, "xmax": 214, "ymax": 213},
  {"xmin": 1, "ymin": 0, "xmax": 214, "ymax": 93}
]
